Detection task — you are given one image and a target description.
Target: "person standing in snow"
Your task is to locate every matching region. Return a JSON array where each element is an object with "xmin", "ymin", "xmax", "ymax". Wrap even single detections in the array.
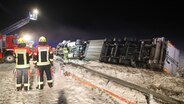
[
  {"xmin": 33, "ymin": 36, "xmax": 53, "ymax": 89},
  {"xmin": 13, "ymin": 38, "xmax": 32, "ymax": 91}
]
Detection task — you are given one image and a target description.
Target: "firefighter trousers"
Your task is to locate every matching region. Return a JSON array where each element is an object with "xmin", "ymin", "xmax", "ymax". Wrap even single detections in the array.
[
  {"xmin": 37, "ymin": 65, "xmax": 53, "ymax": 88},
  {"xmin": 16, "ymin": 68, "xmax": 30, "ymax": 89}
]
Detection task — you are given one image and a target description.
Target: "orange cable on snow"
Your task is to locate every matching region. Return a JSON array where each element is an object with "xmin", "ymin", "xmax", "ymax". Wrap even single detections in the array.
[{"xmin": 65, "ymin": 72, "xmax": 134, "ymax": 104}]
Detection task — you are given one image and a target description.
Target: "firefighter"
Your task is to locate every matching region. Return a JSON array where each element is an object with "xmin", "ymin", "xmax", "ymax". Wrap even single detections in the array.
[
  {"xmin": 63, "ymin": 47, "xmax": 68, "ymax": 63},
  {"xmin": 13, "ymin": 38, "xmax": 32, "ymax": 91},
  {"xmin": 33, "ymin": 36, "xmax": 53, "ymax": 89},
  {"xmin": 61, "ymin": 40, "xmax": 69, "ymax": 63}
]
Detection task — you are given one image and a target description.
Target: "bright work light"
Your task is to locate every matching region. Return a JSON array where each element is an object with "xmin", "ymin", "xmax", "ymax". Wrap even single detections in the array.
[
  {"xmin": 29, "ymin": 8, "xmax": 39, "ymax": 20},
  {"xmin": 23, "ymin": 34, "xmax": 31, "ymax": 41}
]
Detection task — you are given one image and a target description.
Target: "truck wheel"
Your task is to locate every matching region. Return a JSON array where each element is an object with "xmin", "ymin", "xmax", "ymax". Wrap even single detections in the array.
[{"xmin": 5, "ymin": 55, "xmax": 15, "ymax": 63}]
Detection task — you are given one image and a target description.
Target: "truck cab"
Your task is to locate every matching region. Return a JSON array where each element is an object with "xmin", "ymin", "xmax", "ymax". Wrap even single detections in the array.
[{"xmin": 5, "ymin": 35, "xmax": 17, "ymax": 49}]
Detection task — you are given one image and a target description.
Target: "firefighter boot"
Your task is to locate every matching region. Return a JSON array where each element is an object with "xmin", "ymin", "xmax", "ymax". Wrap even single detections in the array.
[
  {"xmin": 36, "ymin": 84, "xmax": 44, "ymax": 90},
  {"xmin": 24, "ymin": 86, "xmax": 28, "ymax": 91},
  {"xmin": 24, "ymin": 85, "xmax": 31, "ymax": 91},
  {"xmin": 48, "ymin": 83, "xmax": 53, "ymax": 88},
  {"xmin": 16, "ymin": 87, "xmax": 22, "ymax": 91}
]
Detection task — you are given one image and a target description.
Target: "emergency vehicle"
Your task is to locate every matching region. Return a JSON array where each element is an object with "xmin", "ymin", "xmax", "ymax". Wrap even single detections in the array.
[{"xmin": 0, "ymin": 9, "xmax": 38, "ymax": 62}]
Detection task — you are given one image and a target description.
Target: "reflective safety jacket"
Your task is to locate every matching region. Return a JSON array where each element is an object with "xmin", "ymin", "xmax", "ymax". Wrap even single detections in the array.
[
  {"xmin": 63, "ymin": 48, "xmax": 68, "ymax": 60},
  {"xmin": 13, "ymin": 47, "xmax": 32, "ymax": 68},
  {"xmin": 33, "ymin": 45, "xmax": 53, "ymax": 66}
]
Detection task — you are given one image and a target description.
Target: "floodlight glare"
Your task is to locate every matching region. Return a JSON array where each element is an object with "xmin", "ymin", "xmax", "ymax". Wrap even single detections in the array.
[
  {"xmin": 29, "ymin": 8, "xmax": 39, "ymax": 20},
  {"xmin": 33, "ymin": 9, "xmax": 39, "ymax": 14},
  {"xmin": 23, "ymin": 35, "xmax": 31, "ymax": 41}
]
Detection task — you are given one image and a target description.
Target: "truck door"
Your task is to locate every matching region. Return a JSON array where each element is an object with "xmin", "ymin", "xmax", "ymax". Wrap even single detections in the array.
[
  {"xmin": 6, "ymin": 36, "xmax": 17, "ymax": 50},
  {"xmin": 163, "ymin": 42, "xmax": 180, "ymax": 75}
]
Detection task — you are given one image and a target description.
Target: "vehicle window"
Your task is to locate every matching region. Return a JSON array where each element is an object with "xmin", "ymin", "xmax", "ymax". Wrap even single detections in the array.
[{"xmin": 12, "ymin": 38, "xmax": 17, "ymax": 44}]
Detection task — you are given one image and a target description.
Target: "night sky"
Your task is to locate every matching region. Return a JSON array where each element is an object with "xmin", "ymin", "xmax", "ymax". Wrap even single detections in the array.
[{"xmin": 0, "ymin": 1, "xmax": 183, "ymax": 50}]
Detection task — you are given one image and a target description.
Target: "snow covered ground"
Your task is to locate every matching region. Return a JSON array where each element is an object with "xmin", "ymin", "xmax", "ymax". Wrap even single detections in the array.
[
  {"xmin": 0, "ymin": 62, "xmax": 113, "ymax": 104},
  {"xmin": 54, "ymin": 54, "xmax": 184, "ymax": 103},
  {"xmin": 81, "ymin": 61, "xmax": 184, "ymax": 102},
  {"xmin": 0, "ymin": 55, "xmax": 183, "ymax": 104}
]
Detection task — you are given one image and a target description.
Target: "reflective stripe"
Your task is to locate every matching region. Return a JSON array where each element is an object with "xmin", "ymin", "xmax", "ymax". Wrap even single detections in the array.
[
  {"xmin": 15, "ymin": 49, "xmax": 29, "ymax": 68},
  {"xmin": 38, "ymin": 82, "xmax": 44, "ymax": 85},
  {"xmin": 47, "ymin": 80, "xmax": 53, "ymax": 83},
  {"xmin": 37, "ymin": 62, "xmax": 50, "ymax": 66},
  {"xmin": 50, "ymin": 51, "xmax": 53, "ymax": 54},
  {"xmin": 50, "ymin": 59, "xmax": 53, "ymax": 61},
  {"xmin": 24, "ymin": 83, "xmax": 30, "ymax": 86},
  {"xmin": 34, "ymin": 53, "xmax": 37, "ymax": 55},
  {"xmin": 33, "ymin": 61, "xmax": 37, "ymax": 64},
  {"xmin": 16, "ymin": 84, "xmax": 21, "ymax": 87},
  {"xmin": 16, "ymin": 65, "xmax": 30, "ymax": 68},
  {"xmin": 38, "ymin": 47, "xmax": 50, "ymax": 65}
]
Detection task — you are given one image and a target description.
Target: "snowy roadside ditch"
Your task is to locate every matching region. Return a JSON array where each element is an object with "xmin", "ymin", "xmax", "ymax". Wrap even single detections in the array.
[
  {"xmin": 62, "ymin": 63, "xmax": 159, "ymax": 104},
  {"xmin": 84, "ymin": 61, "xmax": 184, "ymax": 102}
]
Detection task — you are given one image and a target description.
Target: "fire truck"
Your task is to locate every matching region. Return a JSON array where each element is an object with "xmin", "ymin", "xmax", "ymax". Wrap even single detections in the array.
[{"xmin": 0, "ymin": 9, "xmax": 38, "ymax": 62}]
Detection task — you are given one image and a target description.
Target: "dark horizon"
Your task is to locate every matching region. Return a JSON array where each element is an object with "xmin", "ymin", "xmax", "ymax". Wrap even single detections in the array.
[{"xmin": 0, "ymin": 1, "xmax": 183, "ymax": 50}]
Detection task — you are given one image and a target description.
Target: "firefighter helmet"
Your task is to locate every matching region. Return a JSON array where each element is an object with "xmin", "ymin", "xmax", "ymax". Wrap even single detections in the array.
[
  {"xmin": 39, "ymin": 36, "xmax": 46, "ymax": 42},
  {"xmin": 17, "ymin": 38, "xmax": 26, "ymax": 44}
]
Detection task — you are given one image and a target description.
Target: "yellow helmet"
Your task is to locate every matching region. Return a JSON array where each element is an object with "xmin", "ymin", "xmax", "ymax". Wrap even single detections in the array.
[
  {"xmin": 17, "ymin": 38, "xmax": 26, "ymax": 44},
  {"xmin": 39, "ymin": 36, "xmax": 46, "ymax": 42}
]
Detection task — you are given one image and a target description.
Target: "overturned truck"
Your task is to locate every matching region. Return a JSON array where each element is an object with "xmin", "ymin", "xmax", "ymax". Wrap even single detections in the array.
[
  {"xmin": 99, "ymin": 37, "xmax": 180, "ymax": 75},
  {"xmin": 55, "ymin": 37, "xmax": 179, "ymax": 75}
]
